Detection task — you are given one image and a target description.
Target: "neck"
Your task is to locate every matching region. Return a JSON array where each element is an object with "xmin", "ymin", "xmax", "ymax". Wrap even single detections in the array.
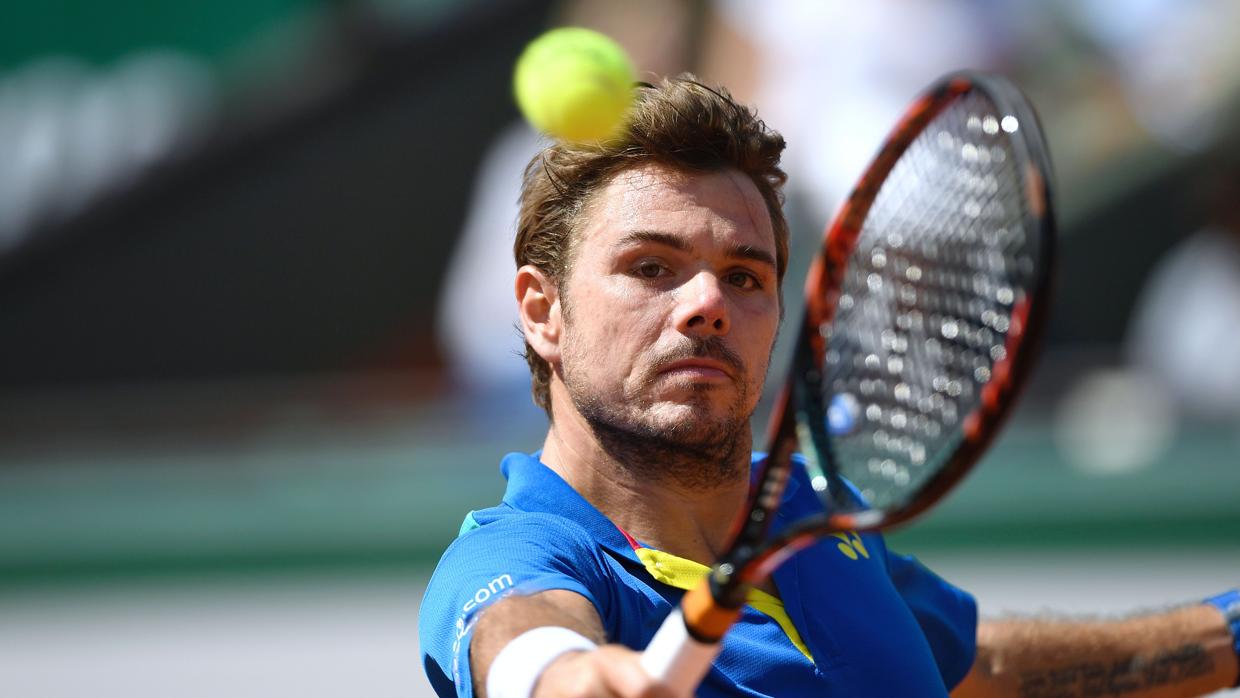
[{"xmin": 539, "ymin": 399, "xmax": 751, "ymax": 566}]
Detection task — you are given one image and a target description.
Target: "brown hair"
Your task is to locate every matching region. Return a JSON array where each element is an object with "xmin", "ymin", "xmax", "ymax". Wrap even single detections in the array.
[{"xmin": 514, "ymin": 75, "xmax": 789, "ymax": 416}]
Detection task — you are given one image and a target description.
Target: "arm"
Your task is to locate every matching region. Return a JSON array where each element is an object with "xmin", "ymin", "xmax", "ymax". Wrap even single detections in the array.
[
  {"xmin": 471, "ymin": 589, "xmax": 674, "ymax": 698},
  {"xmin": 419, "ymin": 513, "xmax": 674, "ymax": 698},
  {"xmin": 951, "ymin": 603, "xmax": 1239, "ymax": 698}
]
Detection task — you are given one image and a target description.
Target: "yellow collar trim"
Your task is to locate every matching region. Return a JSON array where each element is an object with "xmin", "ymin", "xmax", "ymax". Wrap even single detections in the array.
[{"xmin": 634, "ymin": 547, "xmax": 813, "ymax": 663}]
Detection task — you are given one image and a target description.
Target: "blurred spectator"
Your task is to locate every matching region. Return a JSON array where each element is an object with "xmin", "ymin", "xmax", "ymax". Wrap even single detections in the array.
[
  {"xmin": 1067, "ymin": 0, "xmax": 1240, "ymax": 152},
  {"xmin": 702, "ymin": 0, "xmax": 1007, "ymax": 226},
  {"xmin": 1126, "ymin": 168, "xmax": 1240, "ymax": 421}
]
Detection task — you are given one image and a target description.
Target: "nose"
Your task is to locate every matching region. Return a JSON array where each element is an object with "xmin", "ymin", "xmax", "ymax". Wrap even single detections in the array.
[{"xmin": 675, "ymin": 271, "xmax": 730, "ymax": 336}]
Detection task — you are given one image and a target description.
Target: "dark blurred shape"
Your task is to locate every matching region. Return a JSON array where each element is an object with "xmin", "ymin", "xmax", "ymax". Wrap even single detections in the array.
[
  {"xmin": 0, "ymin": 53, "xmax": 216, "ymax": 252},
  {"xmin": 0, "ymin": 0, "xmax": 550, "ymax": 393},
  {"xmin": 1047, "ymin": 151, "xmax": 1211, "ymax": 344}
]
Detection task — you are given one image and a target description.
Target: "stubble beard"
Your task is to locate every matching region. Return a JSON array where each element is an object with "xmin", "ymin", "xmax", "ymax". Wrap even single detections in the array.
[{"xmin": 560, "ymin": 330, "xmax": 755, "ymax": 492}]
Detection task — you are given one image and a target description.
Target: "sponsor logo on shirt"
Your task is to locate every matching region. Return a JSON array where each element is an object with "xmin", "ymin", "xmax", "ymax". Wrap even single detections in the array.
[
  {"xmin": 463, "ymin": 574, "xmax": 515, "ymax": 613},
  {"xmin": 452, "ymin": 573, "xmax": 515, "ymax": 685}
]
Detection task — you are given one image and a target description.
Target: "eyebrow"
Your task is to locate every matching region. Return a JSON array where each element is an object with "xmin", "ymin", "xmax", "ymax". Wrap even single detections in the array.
[{"xmin": 613, "ymin": 230, "xmax": 777, "ymax": 270}]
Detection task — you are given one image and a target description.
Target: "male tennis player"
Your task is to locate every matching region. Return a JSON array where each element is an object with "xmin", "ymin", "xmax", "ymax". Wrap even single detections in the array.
[{"xmin": 419, "ymin": 77, "xmax": 1240, "ymax": 697}]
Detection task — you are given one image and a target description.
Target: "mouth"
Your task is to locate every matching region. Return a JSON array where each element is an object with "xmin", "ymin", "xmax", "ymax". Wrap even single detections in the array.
[{"xmin": 658, "ymin": 359, "xmax": 735, "ymax": 382}]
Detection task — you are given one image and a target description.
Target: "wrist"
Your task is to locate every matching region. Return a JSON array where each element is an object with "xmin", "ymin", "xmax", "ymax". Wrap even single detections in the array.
[
  {"xmin": 1204, "ymin": 589, "xmax": 1240, "ymax": 687},
  {"xmin": 486, "ymin": 626, "xmax": 599, "ymax": 698}
]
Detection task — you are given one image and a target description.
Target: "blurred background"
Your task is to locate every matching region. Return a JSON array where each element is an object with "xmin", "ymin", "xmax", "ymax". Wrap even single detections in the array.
[{"xmin": 2, "ymin": 0, "xmax": 1238, "ymax": 695}]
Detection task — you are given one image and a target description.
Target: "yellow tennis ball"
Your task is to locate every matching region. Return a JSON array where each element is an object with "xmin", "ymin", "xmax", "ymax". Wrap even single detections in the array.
[{"xmin": 513, "ymin": 27, "xmax": 636, "ymax": 144}]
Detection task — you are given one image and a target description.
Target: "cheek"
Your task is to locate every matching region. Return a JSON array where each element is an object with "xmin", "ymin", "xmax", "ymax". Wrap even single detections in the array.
[
  {"xmin": 738, "ymin": 304, "xmax": 780, "ymax": 383},
  {"xmin": 569, "ymin": 288, "xmax": 664, "ymax": 363},
  {"xmin": 739, "ymin": 299, "xmax": 780, "ymax": 350},
  {"xmin": 607, "ymin": 302, "xmax": 666, "ymax": 367}
]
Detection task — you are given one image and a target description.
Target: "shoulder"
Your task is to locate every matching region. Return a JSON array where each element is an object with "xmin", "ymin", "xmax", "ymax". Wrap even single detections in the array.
[
  {"xmin": 422, "ymin": 508, "xmax": 607, "ymax": 632},
  {"xmin": 426, "ymin": 506, "xmax": 608, "ymax": 602},
  {"xmin": 454, "ymin": 504, "xmax": 599, "ymax": 548}
]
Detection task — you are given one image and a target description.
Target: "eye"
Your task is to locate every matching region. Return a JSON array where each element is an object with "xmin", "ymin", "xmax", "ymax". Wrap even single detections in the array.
[
  {"xmin": 634, "ymin": 261, "xmax": 669, "ymax": 279},
  {"xmin": 726, "ymin": 270, "xmax": 761, "ymax": 290}
]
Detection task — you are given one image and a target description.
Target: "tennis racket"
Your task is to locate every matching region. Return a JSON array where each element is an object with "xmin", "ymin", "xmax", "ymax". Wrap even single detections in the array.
[{"xmin": 639, "ymin": 71, "xmax": 1056, "ymax": 692}]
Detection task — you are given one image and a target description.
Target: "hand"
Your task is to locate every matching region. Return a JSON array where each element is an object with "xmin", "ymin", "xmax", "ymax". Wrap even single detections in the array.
[{"xmin": 533, "ymin": 645, "xmax": 681, "ymax": 698}]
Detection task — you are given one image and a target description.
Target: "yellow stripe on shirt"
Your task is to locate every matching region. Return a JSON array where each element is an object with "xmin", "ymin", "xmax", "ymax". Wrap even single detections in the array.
[{"xmin": 633, "ymin": 547, "xmax": 813, "ymax": 663}]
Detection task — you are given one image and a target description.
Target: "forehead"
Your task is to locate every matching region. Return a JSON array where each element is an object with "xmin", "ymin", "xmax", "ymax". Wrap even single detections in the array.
[{"xmin": 576, "ymin": 164, "xmax": 774, "ymax": 253}]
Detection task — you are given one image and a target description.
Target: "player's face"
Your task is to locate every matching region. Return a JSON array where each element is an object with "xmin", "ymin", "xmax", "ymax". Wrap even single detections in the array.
[{"xmin": 557, "ymin": 164, "xmax": 780, "ymax": 447}]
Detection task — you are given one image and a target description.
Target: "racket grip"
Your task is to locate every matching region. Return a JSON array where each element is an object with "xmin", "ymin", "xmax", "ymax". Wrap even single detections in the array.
[
  {"xmin": 639, "ymin": 581, "xmax": 741, "ymax": 693},
  {"xmin": 639, "ymin": 607, "xmax": 722, "ymax": 693}
]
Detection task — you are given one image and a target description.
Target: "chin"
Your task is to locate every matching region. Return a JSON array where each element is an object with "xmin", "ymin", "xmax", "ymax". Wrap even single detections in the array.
[{"xmin": 644, "ymin": 400, "xmax": 734, "ymax": 430}]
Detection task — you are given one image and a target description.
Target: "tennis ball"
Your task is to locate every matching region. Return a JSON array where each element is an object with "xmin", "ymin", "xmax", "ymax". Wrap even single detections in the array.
[{"xmin": 513, "ymin": 27, "xmax": 636, "ymax": 144}]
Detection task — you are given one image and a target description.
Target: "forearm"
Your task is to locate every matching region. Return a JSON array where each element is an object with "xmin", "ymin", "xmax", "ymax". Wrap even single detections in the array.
[
  {"xmin": 469, "ymin": 589, "xmax": 669, "ymax": 698},
  {"xmin": 952, "ymin": 604, "xmax": 1239, "ymax": 698},
  {"xmin": 470, "ymin": 589, "xmax": 607, "ymax": 697}
]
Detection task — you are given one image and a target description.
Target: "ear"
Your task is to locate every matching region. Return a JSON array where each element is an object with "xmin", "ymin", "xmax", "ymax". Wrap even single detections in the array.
[{"xmin": 515, "ymin": 264, "xmax": 562, "ymax": 365}]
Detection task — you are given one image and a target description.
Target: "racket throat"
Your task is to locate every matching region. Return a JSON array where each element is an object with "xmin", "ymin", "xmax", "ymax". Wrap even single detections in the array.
[{"xmin": 683, "ymin": 576, "xmax": 745, "ymax": 643}]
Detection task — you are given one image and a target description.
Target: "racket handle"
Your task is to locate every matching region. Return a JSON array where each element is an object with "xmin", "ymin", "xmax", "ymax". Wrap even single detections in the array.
[
  {"xmin": 639, "ymin": 607, "xmax": 722, "ymax": 693},
  {"xmin": 640, "ymin": 581, "xmax": 742, "ymax": 693}
]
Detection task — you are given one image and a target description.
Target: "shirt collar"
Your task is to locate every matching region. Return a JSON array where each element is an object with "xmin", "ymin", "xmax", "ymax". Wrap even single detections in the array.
[
  {"xmin": 499, "ymin": 451, "xmax": 642, "ymax": 563},
  {"xmin": 498, "ymin": 451, "xmax": 805, "ymax": 564}
]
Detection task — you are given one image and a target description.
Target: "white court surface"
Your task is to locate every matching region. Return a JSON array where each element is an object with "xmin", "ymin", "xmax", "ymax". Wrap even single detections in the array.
[{"xmin": 1, "ymin": 550, "xmax": 1237, "ymax": 698}]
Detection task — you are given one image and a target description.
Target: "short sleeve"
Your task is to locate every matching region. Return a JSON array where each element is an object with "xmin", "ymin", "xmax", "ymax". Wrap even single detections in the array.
[
  {"xmin": 418, "ymin": 511, "xmax": 611, "ymax": 698},
  {"xmin": 886, "ymin": 551, "xmax": 978, "ymax": 690}
]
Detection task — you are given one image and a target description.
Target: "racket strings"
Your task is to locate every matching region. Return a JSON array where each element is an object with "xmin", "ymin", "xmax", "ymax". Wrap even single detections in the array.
[{"xmin": 821, "ymin": 91, "xmax": 1042, "ymax": 508}]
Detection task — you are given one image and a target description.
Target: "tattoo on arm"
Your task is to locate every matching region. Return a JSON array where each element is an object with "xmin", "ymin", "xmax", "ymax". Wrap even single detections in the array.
[{"xmin": 1016, "ymin": 644, "xmax": 1214, "ymax": 698}]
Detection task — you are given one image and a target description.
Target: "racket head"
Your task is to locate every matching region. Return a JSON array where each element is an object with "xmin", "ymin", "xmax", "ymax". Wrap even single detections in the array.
[{"xmin": 785, "ymin": 71, "xmax": 1055, "ymax": 535}]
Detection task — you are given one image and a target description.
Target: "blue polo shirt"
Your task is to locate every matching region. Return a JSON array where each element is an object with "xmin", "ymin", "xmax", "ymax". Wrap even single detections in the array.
[{"xmin": 419, "ymin": 452, "xmax": 977, "ymax": 697}]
